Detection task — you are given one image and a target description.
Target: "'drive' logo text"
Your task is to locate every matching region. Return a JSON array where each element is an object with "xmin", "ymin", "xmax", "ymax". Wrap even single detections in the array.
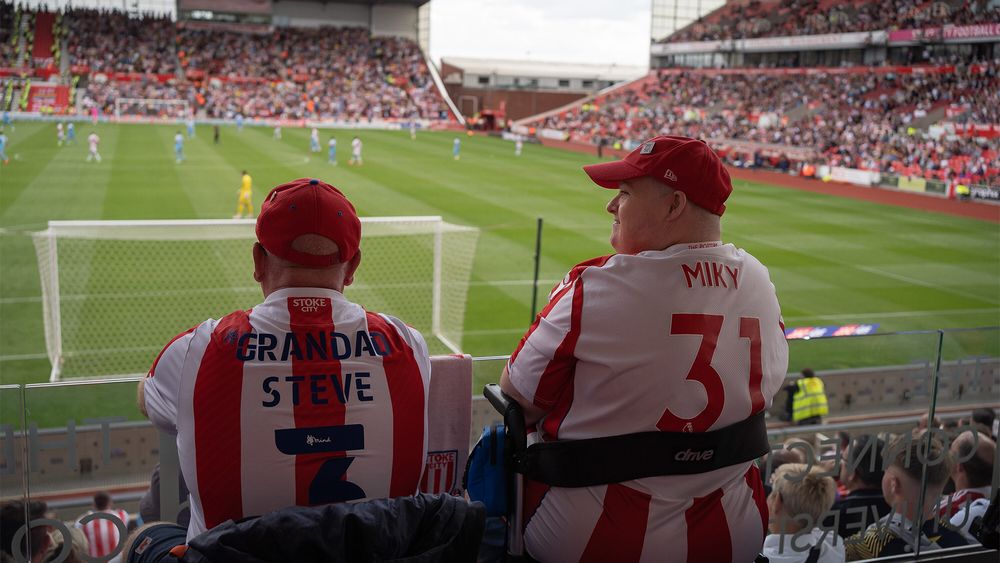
[{"xmin": 293, "ymin": 298, "xmax": 329, "ymax": 312}]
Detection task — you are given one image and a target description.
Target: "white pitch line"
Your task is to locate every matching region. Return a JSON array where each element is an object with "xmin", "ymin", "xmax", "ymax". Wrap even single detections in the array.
[
  {"xmin": 0, "ymin": 278, "xmax": 564, "ymax": 305},
  {"xmin": 739, "ymin": 232, "xmax": 1000, "ymax": 306},
  {"xmin": 0, "ymin": 352, "xmax": 48, "ymax": 362}
]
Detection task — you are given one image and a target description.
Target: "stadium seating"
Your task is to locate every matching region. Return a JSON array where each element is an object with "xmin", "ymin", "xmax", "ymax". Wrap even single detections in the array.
[
  {"xmin": 54, "ymin": 8, "xmax": 449, "ymax": 121},
  {"xmin": 1, "ymin": 5, "xmax": 63, "ymax": 73},
  {"xmin": 532, "ymin": 65, "xmax": 1000, "ymax": 185},
  {"xmin": 665, "ymin": 0, "xmax": 1000, "ymax": 42},
  {"xmin": 65, "ymin": 9, "xmax": 176, "ymax": 74}
]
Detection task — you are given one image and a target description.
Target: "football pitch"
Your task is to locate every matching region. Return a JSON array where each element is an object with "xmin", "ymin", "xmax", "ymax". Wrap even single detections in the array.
[{"xmin": 1, "ymin": 121, "xmax": 999, "ymax": 422}]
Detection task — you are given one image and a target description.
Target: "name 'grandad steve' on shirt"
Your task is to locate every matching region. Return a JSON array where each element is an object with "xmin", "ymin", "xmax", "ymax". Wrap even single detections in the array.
[{"xmin": 232, "ymin": 310, "xmax": 394, "ymax": 408}]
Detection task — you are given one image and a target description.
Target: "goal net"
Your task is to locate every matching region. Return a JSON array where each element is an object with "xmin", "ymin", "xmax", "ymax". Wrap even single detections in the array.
[
  {"xmin": 113, "ymin": 98, "xmax": 190, "ymax": 120},
  {"xmin": 33, "ymin": 217, "xmax": 479, "ymax": 381}
]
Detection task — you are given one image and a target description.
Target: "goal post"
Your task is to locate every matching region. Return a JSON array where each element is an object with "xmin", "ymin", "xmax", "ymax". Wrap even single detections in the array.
[{"xmin": 32, "ymin": 217, "xmax": 479, "ymax": 381}]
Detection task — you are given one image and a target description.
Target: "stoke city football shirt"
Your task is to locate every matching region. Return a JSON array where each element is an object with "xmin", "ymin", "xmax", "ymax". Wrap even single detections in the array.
[
  {"xmin": 144, "ymin": 287, "xmax": 431, "ymax": 540},
  {"xmin": 507, "ymin": 242, "xmax": 789, "ymax": 563}
]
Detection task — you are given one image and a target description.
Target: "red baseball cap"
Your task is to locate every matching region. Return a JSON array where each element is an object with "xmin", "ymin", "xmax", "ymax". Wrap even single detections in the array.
[
  {"xmin": 582, "ymin": 135, "xmax": 732, "ymax": 216},
  {"xmin": 255, "ymin": 178, "xmax": 361, "ymax": 267}
]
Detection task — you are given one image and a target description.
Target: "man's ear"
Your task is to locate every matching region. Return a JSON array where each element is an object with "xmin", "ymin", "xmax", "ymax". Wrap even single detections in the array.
[
  {"xmin": 886, "ymin": 473, "xmax": 900, "ymax": 496},
  {"xmin": 252, "ymin": 242, "xmax": 266, "ymax": 283},
  {"xmin": 343, "ymin": 250, "xmax": 362, "ymax": 287},
  {"xmin": 667, "ymin": 189, "xmax": 688, "ymax": 220}
]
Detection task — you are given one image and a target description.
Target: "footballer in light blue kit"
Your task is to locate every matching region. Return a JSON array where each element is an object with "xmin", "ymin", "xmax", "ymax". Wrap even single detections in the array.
[
  {"xmin": 66, "ymin": 122, "xmax": 75, "ymax": 143},
  {"xmin": 2, "ymin": 111, "xmax": 11, "ymax": 130},
  {"xmin": 0, "ymin": 129, "xmax": 9, "ymax": 164},
  {"xmin": 328, "ymin": 137, "xmax": 337, "ymax": 165},
  {"xmin": 174, "ymin": 131, "xmax": 185, "ymax": 163},
  {"xmin": 310, "ymin": 127, "xmax": 320, "ymax": 153},
  {"xmin": 452, "ymin": 137, "xmax": 461, "ymax": 160},
  {"xmin": 235, "ymin": 113, "xmax": 244, "ymax": 131},
  {"xmin": 187, "ymin": 117, "xmax": 195, "ymax": 138}
]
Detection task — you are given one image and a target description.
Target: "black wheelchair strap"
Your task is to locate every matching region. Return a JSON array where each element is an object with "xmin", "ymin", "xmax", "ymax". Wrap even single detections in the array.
[{"xmin": 517, "ymin": 411, "xmax": 769, "ymax": 487}]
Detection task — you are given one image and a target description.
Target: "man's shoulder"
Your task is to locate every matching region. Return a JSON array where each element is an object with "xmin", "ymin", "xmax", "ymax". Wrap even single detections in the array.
[
  {"xmin": 364, "ymin": 311, "xmax": 428, "ymax": 344},
  {"xmin": 546, "ymin": 254, "xmax": 616, "ymax": 299},
  {"xmin": 565, "ymin": 254, "xmax": 617, "ymax": 280},
  {"xmin": 845, "ymin": 523, "xmax": 898, "ymax": 560}
]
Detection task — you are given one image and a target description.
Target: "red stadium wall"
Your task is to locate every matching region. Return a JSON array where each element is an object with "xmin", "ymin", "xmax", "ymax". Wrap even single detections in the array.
[
  {"xmin": 444, "ymin": 85, "xmax": 587, "ymax": 123},
  {"xmin": 32, "ymin": 12, "xmax": 56, "ymax": 60}
]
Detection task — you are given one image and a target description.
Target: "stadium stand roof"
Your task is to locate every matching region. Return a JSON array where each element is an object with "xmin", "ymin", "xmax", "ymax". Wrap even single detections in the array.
[
  {"xmin": 440, "ymin": 57, "xmax": 646, "ymax": 82},
  {"xmin": 281, "ymin": 0, "xmax": 429, "ymax": 5}
]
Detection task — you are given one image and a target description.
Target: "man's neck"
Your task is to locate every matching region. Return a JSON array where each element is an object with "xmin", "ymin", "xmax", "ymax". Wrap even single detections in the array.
[
  {"xmin": 846, "ymin": 482, "xmax": 880, "ymax": 494},
  {"xmin": 952, "ymin": 478, "xmax": 971, "ymax": 492}
]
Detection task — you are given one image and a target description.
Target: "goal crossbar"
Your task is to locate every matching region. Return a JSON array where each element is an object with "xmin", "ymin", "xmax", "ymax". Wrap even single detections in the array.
[{"xmin": 33, "ymin": 217, "xmax": 479, "ymax": 381}]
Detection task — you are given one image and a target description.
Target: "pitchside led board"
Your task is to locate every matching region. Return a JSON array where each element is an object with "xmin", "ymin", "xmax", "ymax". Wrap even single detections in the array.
[{"xmin": 784, "ymin": 323, "xmax": 880, "ymax": 339}]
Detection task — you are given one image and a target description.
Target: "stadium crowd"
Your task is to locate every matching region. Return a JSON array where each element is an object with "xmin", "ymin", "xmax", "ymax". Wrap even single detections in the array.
[
  {"xmin": 64, "ymin": 8, "xmax": 176, "ymax": 74},
  {"xmin": 47, "ymin": 8, "xmax": 449, "ymax": 121},
  {"xmin": 668, "ymin": 0, "xmax": 1000, "ymax": 42},
  {"xmin": 537, "ymin": 64, "xmax": 1000, "ymax": 184}
]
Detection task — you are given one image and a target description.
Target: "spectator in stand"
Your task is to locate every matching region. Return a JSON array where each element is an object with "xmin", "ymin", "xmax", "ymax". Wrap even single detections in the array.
[
  {"xmin": 937, "ymin": 431, "xmax": 995, "ymax": 521},
  {"xmin": 75, "ymin": 491, "xmax": 130, "ymax": 559},
  {"xmin": 663, "ymin": 0, "xmax": 1000, "ymax": 42},
  {"xmin": 45, "ymin": 527, "xmax": 89, "ymax": 563},
  {"xmin": 845, "ymin": 434, "xmax": 967, "ymax": 560},
  {"xmin": 1, "ymin": 500, "xmax": 52, "ymax": 563},
  {"xmin": 534, "ymin": 64, "xmax": 1000, "ymax": 186},
  {"xmin": 500, "ymin": 136, "xmax": 789, "ymax": 562},
  {"xmin": 971, "ymin": 407, "xmax": 997, "ymax": 439},
  {"xmin": 824, "ymin": 434, "xmax": 891, "ymax": 538},
  {"xmin": 65, "ymin": 8, "xmax": 176, "ymax": 74},
  {"xmin": 759, "ymin": 445, "xmax": 809, "ymax": 496},
  {"xmin": 138, "ymin": 178, "xmax": 432, "ymax": 541},
  {"xmin": 764, "ymin": 464, "xmax": 844, "ymax": 563}
]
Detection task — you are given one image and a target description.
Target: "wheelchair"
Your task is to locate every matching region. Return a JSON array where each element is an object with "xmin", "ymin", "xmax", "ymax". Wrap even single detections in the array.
[{"xmin": 481, "ymin": 383, "xmax": 773, "ymax": 563}]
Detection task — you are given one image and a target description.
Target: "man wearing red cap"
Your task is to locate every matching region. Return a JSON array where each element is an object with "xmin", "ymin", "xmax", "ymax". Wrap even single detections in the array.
[
  {"xmin": 138, "ymin": 178, "xmax": 432, "ymax": 541},
  {"xmin": 501, "ymin": 136, "xmax": 789, "ymax": 562}
]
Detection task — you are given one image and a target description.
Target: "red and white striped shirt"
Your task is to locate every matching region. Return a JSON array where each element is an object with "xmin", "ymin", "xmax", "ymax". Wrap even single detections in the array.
[
  {"xmin": 507, "ymin": 243, "xmax": 788, "ymax": 563},
  {"xmin": 77, "ymin": 508, "xmax": 128, "ymax": 557},
  {"xmin": 144, "ymin": 288, "xmax": 432, "ymax": 541}
]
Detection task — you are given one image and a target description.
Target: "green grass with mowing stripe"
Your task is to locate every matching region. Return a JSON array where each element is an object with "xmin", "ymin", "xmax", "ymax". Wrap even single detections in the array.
[{"xmin": 1, "ymin": 121, "xmax": 997, "ymax": 427}]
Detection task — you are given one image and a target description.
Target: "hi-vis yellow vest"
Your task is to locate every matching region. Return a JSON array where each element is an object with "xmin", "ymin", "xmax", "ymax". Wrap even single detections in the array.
[{"xmin": 792, "ymin": 377, "xmax": 828, "ymax": 422}]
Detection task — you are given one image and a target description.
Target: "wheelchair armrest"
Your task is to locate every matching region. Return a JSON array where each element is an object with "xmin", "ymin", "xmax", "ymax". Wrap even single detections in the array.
[
  {"xmin": 483, "ymin": 384, "xmax": 527, "ymax": 454},
  {"xmin": 484, "ymin": 383, "xmax": 512, "ymax": 414}
]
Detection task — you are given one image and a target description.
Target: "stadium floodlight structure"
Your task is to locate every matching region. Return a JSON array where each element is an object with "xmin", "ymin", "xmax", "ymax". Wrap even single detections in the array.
[
  {"xmin": 113, "ymin": 98, "xmax": 191, "ymax": 119},
  {"xmin": 33, "ymin": 217, "xmax": 479, "ymax": 381}
]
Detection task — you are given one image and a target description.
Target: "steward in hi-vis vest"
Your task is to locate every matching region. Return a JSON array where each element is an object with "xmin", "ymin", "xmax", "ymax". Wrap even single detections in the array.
[{"xmin": 792, "ymin": 368, "xmax": 828, "ymax": 425}]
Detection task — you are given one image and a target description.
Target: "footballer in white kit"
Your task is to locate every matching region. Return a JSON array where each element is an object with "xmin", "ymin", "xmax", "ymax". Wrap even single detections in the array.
[
  {"xmin": 503, "ymin": 136, "xmax": 789, "ymax": 563},
  {"xmin": 349, "ymin": 136, "xmax": 363, "ymax": 165},
  {"xmin": 86, "ymin": 132, "xmax": 101, "ymax": 162}
]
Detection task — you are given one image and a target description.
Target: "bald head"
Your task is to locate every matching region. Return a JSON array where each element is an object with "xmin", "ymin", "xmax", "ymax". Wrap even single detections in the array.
[
  {"xmin": 253, "ymin": 235, "xmax": 361, "ymax": 295},
  {"xmin": 951, "ymin": 430, "xmax": 995, "ymax": 489}
]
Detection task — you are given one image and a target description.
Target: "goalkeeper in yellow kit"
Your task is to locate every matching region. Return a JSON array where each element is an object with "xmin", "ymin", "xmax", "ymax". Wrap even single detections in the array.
[{"xmin": 234, "ymin": 170, "xmax": 254, "ymax": 218}]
